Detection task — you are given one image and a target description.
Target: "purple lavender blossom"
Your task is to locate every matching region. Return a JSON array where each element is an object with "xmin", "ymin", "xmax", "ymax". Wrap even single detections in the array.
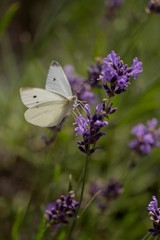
[
  {"xmin": 102, "ymin": 178, "xmax": 124, "ymax": 201},
  {"xmin": 105, "ymin": 0, "xmax": 123, "ymax": 20},
  {"xmin": 96, "ymin": 99, "xmax": 118, "ymax": 118},
  {"xmin": 87, "ymin": 58, "xmax": 103, "ymax": 88},
  {"xmin": 89, "ymin": 179, "xmax": 123, "ymax": 211},
  {"xmin": 45, "ymin": 191, "xmax": 79, "ymax": 225},
  {"xmin": 105, "ymin": 0, "xmax": 124, "ymax": 20},
  {"xmin": 106, "ymin": 0, "xmax": 124, "ymax": 9},
  {"xmin": 74, "ymin": 104, "xmax": 108, "ymax": 155},
  {"xmin": 147, "ymin": 196, "xmax": 160, "ymax": 236},
  {"xmin": 128, "ymin": 118, "xmax": 160, "ymax": 156},
  {"xmin": 64, "ymin": 65, "xmax": 97, "ymax": 104},
  {"xmin": 146, "ymin": 0, "xmax": 160, "ymax": 13},
  {"xmin": 100, "ymin": 51, "xmax": 143, "ymax": 97}
]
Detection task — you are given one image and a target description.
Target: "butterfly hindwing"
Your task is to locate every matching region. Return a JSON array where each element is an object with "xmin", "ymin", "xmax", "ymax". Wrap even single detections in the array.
[
  {"xmin": 45, "ymin": 61, "xmax": 72, "ymax": 98},
  {"xmin": 24, "ymin": 101, "xmax": 71, "ymax": 127}
]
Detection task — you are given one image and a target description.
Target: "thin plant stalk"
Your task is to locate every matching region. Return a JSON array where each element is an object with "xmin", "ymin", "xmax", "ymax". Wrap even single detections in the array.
[
  {"xmin": 67, "ymin": 154, "xmax": 90, "ymax": 240},
  {"xmin": 80, "ymin": 189, "xmax": 101, "ymax": 216},
  {"xmin": 141, "ymin": 232, "xmax": 152, "ymax": 240}
]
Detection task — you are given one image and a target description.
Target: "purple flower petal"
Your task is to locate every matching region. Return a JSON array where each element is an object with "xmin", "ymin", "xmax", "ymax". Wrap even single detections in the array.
[
  {"xmin": 99, "ymin": 51, "xmax": 143, "ymax": 96},
  {"xmin": 129, "ymin": 119, "xmax": 160, "ymax": 156}
]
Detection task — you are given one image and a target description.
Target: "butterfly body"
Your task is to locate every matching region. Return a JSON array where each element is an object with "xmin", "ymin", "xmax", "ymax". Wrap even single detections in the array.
[{"xmin": 20, "ymin": 61, "xmax": 77, "ymax": 127}]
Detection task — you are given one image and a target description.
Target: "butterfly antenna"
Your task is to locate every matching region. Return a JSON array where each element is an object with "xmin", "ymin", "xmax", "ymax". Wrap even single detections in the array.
[
  {"xmin": 75, "ymin": 84, "xmax": 85, "ymax": 96},
  {"xmin": 76, "ymin": 107, "xmax": 82, "ymax": 116},
  {"xmin": 72, "ymin": 110, "xmax": 78, "ymax": 120},
  {"xmin": 77, "ymin": 100, "xmax": 86, "ymax": 112}
]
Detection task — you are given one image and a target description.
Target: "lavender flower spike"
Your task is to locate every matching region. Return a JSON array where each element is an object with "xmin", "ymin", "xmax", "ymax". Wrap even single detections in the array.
[
  {"xmin": 100, "ymin": 51, "xmax": 143, "ymax": 97},
  {"xmin": 89, "ymin": 179, "xmax": 123, "ymax": 211},
  {"xmin": 128, "ymin": 118, "xmax": 160, "ymax": 156},
  {"xmin": 74, "ymin": 104, "xmax": 108, "ymax": 155},
  {"xmin": 146, "ymin": 0, "xmax": 160, "ymax": 14},
  {"xmin": 45, "ymin": 191, "xmax": 79, "ymax": 225},
  {"xmin": 147, "ymin": 195, "xmax": 160, "ymax": 236},
  {"xmin": 87, "ymin": 58, "xmax": 103, "ymax": 88},
  {"xmin": 105, "ymin": 0, "xmax": 124, "ymax": 20},
  {"xmin": 64, "ymin": 65, "xmax": 97, "ymax": 104}
]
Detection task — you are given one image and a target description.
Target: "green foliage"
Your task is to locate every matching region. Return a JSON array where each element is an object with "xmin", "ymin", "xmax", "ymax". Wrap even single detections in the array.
[
  {"xmin": 0, "ymin": 0, "xmax": 160, "ymax": 239},
  {"xmin": 0, "ymin": 2, "xmax": 19, "ymax": 37}
]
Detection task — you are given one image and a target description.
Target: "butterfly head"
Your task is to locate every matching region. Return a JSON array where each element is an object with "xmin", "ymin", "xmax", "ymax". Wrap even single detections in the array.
[{"xmin": 67, "ymin": 95, "xmax": 78, "ymax": 109}]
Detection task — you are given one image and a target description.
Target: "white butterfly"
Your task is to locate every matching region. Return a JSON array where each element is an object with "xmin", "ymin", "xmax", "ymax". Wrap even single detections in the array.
[{"xmin": 20, "ymin": 61, "xmax": 77, "ymax": 127}]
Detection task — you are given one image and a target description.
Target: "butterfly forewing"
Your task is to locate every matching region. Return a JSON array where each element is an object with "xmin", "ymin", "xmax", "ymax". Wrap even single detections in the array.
[
  {"xmin": 24, "ymin": 100, "xmax": 71, "ymax": 127},
  {"xmin": 45, "ymin": 61, "xmax": 72, "ymax": 98},
  {"xmin": 20, "ymin": 88, "xmax": 67, "ymax": 108}
]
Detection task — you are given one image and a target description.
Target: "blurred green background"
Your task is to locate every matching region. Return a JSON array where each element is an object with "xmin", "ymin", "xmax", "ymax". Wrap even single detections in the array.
[{"xmin": 1, "ymin": 0, "xmax": 160, "ymax": 239}]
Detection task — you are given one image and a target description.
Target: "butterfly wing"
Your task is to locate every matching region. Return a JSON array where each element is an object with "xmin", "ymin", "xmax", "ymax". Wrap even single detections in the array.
[
  {"xmin": 24, "ymin": 100, "xmax": 71, "ymax": 127},
  {"xmin": 45, "ymin": 61, "xmax": 72, "ymax": 97},
  {"xmin": 20, "ymin": 88, "xmax": 67, "ymax": 108},
  {"xmin": 20, "ymin": 61, "xmax": 75, "ymax": 127}
]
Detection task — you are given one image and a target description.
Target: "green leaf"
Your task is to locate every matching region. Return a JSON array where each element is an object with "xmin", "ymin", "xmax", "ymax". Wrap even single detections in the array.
[{"xmin": 0, "ymin": 3, "xmax": 19, "ymax": 36}]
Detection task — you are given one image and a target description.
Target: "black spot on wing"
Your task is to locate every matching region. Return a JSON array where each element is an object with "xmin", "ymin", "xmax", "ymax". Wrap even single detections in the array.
[
  {"xmin": 33, "ymin": 95, "xmax": 37, "ymax": 98},
  {"xmin": 51, "ymin": 61, "xmax": 60, "ymax": 67},
  {"xmin": 53, "ymin": 78, "xmax": 56, "ymax": 81}
]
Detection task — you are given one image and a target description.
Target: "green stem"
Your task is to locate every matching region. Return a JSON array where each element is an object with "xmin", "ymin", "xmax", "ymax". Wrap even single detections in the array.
[
  {"xmin": 67, "ymin": 154, "xmax": 90, "ymax": 240},
  {"xmin": 157, "ymin": 235, "xmax": 160, "ymax": 240},
  {"xmin": 80, "ymin": 189, "xmax": 101, "ymax": 216},
  {"xmin": 36, "ymin": 216, "xmax": 48, "ymax": 240},
  {"xmin": 141, "ymin": 232, "xmax": 152, "ymax": 240}
]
